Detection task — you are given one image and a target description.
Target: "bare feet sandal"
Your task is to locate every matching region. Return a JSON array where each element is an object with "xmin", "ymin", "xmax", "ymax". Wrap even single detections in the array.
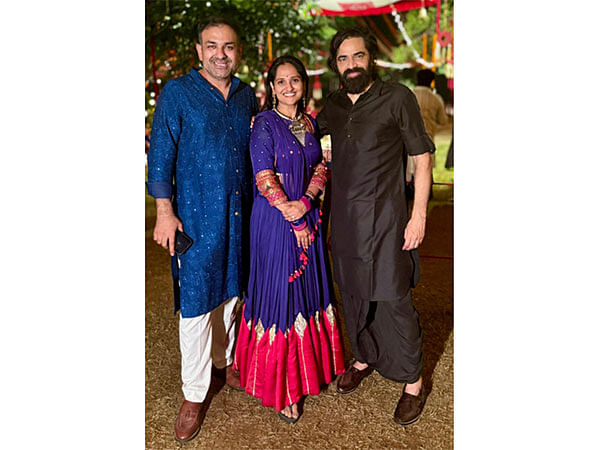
[{"xmin": 277, "ymin": 405, "xmax": 300, "ymax": 424}]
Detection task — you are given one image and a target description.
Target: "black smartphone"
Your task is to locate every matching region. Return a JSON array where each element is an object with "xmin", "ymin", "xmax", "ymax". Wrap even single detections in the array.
[{"xmin": 174, "ymin": 230, "xmax": 193, "ymax": 255}]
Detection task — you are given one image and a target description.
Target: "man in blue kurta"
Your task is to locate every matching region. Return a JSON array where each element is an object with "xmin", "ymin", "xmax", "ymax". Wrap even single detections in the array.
[{"xmin": 147, "ymin": 17, "xmax": 257, "ymax": 443}]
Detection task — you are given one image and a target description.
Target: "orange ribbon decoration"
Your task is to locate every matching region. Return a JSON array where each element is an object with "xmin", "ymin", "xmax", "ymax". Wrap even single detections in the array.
[{"xmin": 267, "ymin": 32, "xmax": 272, "ymax": 62}]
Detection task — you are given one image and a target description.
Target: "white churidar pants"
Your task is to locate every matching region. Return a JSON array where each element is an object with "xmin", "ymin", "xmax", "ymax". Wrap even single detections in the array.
[{"xmin": 179, "ymin": 296, "xmax": 238, "ymax": 403}]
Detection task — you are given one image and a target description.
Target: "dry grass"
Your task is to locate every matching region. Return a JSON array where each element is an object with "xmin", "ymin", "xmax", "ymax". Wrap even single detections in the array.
[{"xmin": 145, "ymin": 192, "xmax": 453, "ymax": 449}]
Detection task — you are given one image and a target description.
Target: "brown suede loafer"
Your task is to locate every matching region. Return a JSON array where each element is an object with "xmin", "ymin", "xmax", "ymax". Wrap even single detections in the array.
[
  {"xmin": 336, "ymin": 364, "xmax": 374, "ymax": 394},
  {"xmin": 174, "ymin": 400, "xmax": 203, "ymax": 443},
  {"xmin": 393, "ymin": 385, "xmax": 426, "ymax": 426}
]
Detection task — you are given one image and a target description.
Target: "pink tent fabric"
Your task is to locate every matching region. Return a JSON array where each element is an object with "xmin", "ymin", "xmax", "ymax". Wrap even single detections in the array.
[{"xmin": 314, "ymin": 0, "xmax": 438, "ymax": 17}]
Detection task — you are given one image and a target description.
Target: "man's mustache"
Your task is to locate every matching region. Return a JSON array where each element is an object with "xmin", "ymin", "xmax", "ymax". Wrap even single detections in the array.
[
  {"xmin": 342, "ymin": 67, "xmax": 368, "ymax": 78},
  {"xmin": 210, "ymin": 57, "xmax": 232, "ymax": 64}
]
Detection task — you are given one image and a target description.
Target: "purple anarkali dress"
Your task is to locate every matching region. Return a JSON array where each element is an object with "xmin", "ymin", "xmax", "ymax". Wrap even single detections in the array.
[{"xmin": 234, "ymin": 110, "xmax": 344, "ymax": 412}]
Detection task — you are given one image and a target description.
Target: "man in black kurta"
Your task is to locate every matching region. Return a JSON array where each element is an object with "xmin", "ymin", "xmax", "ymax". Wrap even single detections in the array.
[{"xmin": 317, "ymin": 28, "xmax": 435, "ymax": 425}]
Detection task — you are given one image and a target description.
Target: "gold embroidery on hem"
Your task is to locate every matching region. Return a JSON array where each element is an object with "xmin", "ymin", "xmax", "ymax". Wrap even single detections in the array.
[
  {"xmin": 325, "ymin": 304, "xmax": 335, "ymax": 328},
  {"xmin": 294, "ymin": 312, "xmax": 307, "ymax": 339},
  {"xmin": 255, "ymin": 319, "xmax": 265, "ymax": 342},
  {"xmin": 268, "ymin": 324, "xmax": 276, "ymax": 345}
]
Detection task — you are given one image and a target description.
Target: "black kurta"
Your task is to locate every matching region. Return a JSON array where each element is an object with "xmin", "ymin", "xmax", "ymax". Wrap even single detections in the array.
[
  {"xmin": 317, "ymin": 79, "xmax": 435, "ymax": 302},
  {"xmin": 317, "ymin": 79, "xmax": 434, "ymax": 382}
]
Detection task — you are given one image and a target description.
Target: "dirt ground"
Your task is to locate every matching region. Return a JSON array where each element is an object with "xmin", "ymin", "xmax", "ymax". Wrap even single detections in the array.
[{"xmin": 145, "ymin": 187, "xmax": 453, "ymax": 449}]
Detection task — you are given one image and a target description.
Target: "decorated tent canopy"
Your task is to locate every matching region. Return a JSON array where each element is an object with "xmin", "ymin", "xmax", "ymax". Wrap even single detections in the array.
[
  {"xmin": 146, "ymin": 0, "xmax": 453, "ymax": 123},
  {"xmin": 311, "ymin": 0, "xmax": 453, "ymax": 88},
  {"xmin": 314, "ymin": 0, "xmax": 438, "ymax": 16}
]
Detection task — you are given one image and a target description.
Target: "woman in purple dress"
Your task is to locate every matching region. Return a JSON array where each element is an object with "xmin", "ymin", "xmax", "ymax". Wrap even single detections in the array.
[{"xmin": 234, "ymin": 56, "xmax": 344, "ymax": 423}]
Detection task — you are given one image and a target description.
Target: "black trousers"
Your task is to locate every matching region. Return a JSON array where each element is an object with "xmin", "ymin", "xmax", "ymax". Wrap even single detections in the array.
[{"xmin": 341, "ymin": 289, "xmax": 423, "ymax": 384}]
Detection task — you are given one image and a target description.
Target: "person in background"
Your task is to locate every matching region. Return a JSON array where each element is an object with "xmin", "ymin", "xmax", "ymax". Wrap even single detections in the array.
[
  {"xmin": 234, "ymin": 55, "xmax": 345, "ymax": 424},
  {"xmin": 317, "ymin": 28, "xmax": 434, "ymax": 426},
  {"xmin": 413, "ymin": 69, "xmax": 447, "ymax": 146},
  {"xmin": 406, "ymin": 68, "xmax": 448, "ymax": 199},
  {"xmin": 146, "ymin": 16, "xmax": 257, "ymax": 444}
]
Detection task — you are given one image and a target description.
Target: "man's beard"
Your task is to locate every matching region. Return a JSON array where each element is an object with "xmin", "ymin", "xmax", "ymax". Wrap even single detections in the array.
[{"xmin": 340, "ymin": 66, "xmax": 374, "ymax": 94}]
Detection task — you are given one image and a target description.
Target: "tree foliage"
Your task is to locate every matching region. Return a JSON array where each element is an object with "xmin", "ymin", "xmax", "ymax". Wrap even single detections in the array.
[
  {"xmin": 145, "ymin": 0, "xmax": 453, "ymax": 124},
  {"xmin": 146, "ymin": 0, "xmax": 330, "ymax": 124}
]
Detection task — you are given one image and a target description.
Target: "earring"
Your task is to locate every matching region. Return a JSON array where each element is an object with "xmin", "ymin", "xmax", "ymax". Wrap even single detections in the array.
[{"xmin": 272, "ymin": 92, "xmax": 278, "ymax": 107}]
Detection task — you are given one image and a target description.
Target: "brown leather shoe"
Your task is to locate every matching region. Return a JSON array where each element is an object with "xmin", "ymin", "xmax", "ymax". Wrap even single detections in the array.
[
  {"xmin": 336, "ymin": 363, "xmax": 374, "ymax": 394},
  {"xmin": 174, "ymin": 400, "xmax": 202, "ymax": 443},
  {"xmin": 393, "ymin": 385, "xmax": 426, "ymax": 426}
]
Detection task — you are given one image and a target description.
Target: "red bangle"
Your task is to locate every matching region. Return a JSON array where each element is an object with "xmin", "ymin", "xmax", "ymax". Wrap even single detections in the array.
[{"xmin": 299, "ymin": 196, "xmax": 311, "ymax": 212}]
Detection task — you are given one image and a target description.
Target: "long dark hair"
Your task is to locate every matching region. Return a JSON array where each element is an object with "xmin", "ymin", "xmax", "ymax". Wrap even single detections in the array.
[{"xmin": 262, "ymin": 55, "xmax": 310, "ymax": 113}]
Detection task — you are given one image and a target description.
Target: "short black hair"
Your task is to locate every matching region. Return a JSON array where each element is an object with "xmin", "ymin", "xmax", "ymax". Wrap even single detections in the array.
[
  {"xmin": 263, "ymin": 55, "xmax": 310, "ymax": 113},
  {"xmin": 327, "ymin": 27, "xmax": 378, "ymax": 74},
  {"xmin": 417, "ymin": 69, "xmax": 436, "ymax": 87},
  {"xmin": 196, "ymin": 16, "xmax": 241, "ymax": 43}
]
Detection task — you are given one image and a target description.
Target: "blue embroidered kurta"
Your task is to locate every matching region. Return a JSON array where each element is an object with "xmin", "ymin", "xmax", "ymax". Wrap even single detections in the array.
[{"xmin": 147, "ymin": 68, "xmax": 258, "ymax": 318}]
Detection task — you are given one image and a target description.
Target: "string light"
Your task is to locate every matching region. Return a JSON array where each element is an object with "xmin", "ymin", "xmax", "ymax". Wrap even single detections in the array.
[
  {"xmin": 375, "ymin": 60, "xmax": 414, "ymax": 70},
  {"xmin": 306, "ymin": 68, "xmax": 327, "ymax": 76}
]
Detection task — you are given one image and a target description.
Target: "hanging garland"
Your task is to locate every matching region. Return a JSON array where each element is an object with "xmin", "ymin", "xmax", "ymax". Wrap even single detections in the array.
[
  {"xmin": 306, "ymin": 68, "xmax": 328, "ymax": 76},
  {"xmin": 437, "ymin": 0, "xmax": 452, "ymax": 48},
  {"xmin": 375, "ymin": 60, "xmax": 414, "ymax": 70},
  {"xmin": 305, "ymin": 1, "xmax": 453, "ymax": 75},
  {"xmin": 390, "ymin": 6, "xmax": 434, "ymax": 68},
  {"xmin": 438, "ymin": 30, "xmax": 452, "ymax": 47}
]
